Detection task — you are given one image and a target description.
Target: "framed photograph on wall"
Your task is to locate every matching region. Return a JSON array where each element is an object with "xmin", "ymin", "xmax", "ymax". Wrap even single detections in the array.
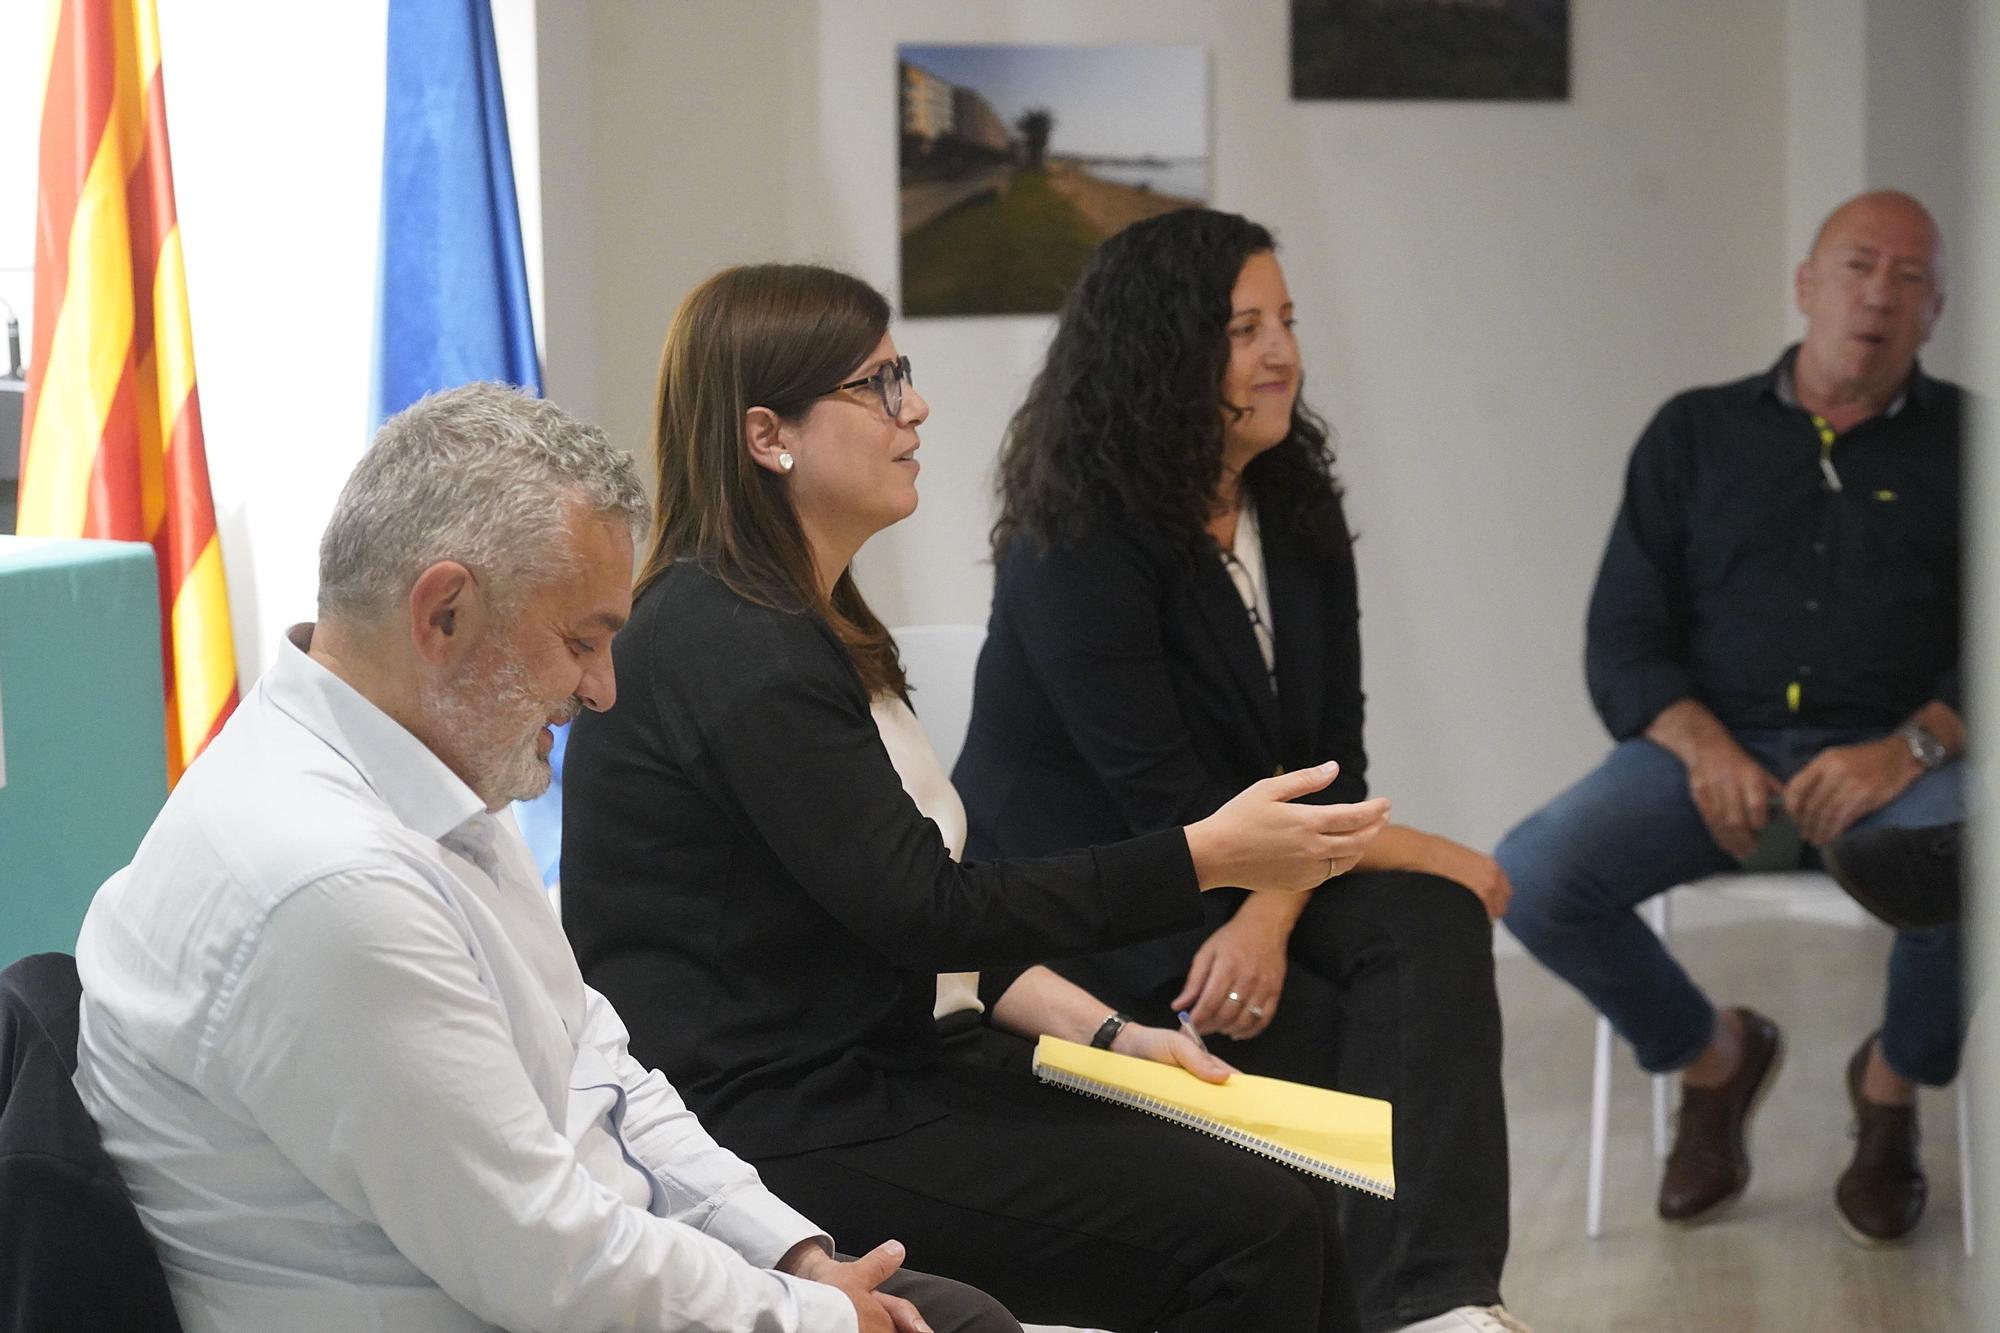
[
  {"xmin": 898, "ymin": 43, "xmax": 1209, "ymax": 318},
  {"xmin": 1291, "ymin": 0, "xmax": 1569, "ymax": 101}
]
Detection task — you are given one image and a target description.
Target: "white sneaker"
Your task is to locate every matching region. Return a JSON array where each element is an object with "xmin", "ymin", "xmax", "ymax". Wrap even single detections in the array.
[{"xmin": 1395, "ymin": 1306, "xmax": 1532, "ymax": 1333}]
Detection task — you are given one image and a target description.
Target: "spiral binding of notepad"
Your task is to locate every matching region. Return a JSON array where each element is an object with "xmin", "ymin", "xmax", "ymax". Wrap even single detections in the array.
[{"xmin": 1035, "ymin": 1065, "xmax": 1394, "ymax": 1199}]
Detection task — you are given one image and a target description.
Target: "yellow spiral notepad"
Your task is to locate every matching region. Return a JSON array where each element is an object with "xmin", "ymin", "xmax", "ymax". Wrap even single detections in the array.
[{"xmin": 1032, "ymin": 1035, "xmax": 1395, "ymax": 1198}]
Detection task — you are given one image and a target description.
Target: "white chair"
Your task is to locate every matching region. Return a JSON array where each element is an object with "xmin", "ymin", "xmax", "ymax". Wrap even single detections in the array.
[
  {"xmin": 1584, "ymin": 876, "xmax": 1973, "ymax": 1256},
  {"xmin": 891, "ymin": 623, "xmax": 988, "ymax": 770}
]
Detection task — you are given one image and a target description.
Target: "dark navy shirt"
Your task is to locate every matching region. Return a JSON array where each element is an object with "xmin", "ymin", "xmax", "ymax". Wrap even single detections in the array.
[{"xmin": 1585, "ymin": 347, "xmax": 1963, "ymax": 740}]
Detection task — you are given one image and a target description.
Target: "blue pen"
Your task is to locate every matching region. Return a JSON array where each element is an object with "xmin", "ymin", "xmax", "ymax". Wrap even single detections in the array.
[{"xmin": 1175, "ymin": 1009, "xmax": 1209, "ymax": 1054}]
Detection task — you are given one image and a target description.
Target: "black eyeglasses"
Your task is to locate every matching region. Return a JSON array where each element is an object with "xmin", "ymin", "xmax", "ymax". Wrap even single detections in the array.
[{"xmin": 819, "ymin": 355, "xmax": 914, "ymax": 418}]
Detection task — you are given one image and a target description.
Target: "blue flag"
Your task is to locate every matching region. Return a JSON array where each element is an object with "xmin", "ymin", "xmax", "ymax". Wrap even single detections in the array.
[
  {"xmin": 372, "ymin": 0, "xmax": 541, "ymax": 426},
  {"xmin": 373, "ymin": 0, "xmax": 560, "ymax": 885}
]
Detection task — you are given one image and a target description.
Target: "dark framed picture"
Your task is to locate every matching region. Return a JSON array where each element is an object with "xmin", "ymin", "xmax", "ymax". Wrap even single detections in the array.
[{"xmin": 1291, "ymin": 0, "xmax": 1569, "ymax": 101}]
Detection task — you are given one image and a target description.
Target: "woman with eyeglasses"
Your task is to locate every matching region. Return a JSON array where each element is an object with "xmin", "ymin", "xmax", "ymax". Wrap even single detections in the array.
[
  {"xmin": 951, "ymin": 210, "xmax": 1525, "ymax": 1333},
  {"xmin": 561, "ymin": 262, "xmax": 1392, "ymax": 1332}
]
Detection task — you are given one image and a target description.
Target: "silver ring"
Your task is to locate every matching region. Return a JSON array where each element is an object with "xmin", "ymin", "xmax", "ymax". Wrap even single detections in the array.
[
  {"xmin": 1226, "ymin": 990, "xmax": 1245, "ymax": 1005},
  {"xmin": 1247, "ymin": 1004, "xmax": 1266, "ymax": 1019}
]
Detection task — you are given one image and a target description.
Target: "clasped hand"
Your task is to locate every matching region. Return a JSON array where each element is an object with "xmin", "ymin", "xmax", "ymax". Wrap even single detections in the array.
[
  {"xmin": 782, "ymin": 1240, "xmax": 933, "ymax": 1333},
  {"xmin": 1686, "ymin": 735, "xmax": 1916, "ymax": 857}
]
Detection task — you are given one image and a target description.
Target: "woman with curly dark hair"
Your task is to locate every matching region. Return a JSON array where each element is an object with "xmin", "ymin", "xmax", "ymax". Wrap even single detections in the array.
[{"xmin": 954, "ymin": 210, "xmax": 1525, "ymax": 1333}]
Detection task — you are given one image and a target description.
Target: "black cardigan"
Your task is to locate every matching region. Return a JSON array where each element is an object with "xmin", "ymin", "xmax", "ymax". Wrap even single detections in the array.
[
  {"xmin": 561, "ymin": 561, "xmax": 1201, "ymax": 1157},
  {"xmin": 954, "ymin": 505, "xmax": 1367, "ymax": 1001},
  {"xmin": 1, "ymin": 954, "xmax": 184, "ymax": 1333}
]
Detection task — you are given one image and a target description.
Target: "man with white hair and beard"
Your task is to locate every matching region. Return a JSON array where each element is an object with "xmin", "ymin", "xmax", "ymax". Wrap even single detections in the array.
[{"xmin": 72, "ymin": 384, "xmax": 1016, "ymax": 1333}]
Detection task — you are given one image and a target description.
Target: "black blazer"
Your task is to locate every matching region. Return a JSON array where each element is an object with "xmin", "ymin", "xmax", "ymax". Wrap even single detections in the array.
[
  {"xmin": 1, "ymin": 953, "xmax": 184, "ymax": 1333},
  {"xmin": 955, "ymin": 502, "xmax": 1367, "ymax": 1000},
  {"xmin": 561, "ymin": 562, "xmax": 1200, "ymax": 1158}
]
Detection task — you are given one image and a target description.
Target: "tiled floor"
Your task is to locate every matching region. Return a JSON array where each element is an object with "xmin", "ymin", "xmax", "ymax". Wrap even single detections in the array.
[{"xmin": 1497, "ymin": 901, "xmax": 1968, "ymax": 1331}]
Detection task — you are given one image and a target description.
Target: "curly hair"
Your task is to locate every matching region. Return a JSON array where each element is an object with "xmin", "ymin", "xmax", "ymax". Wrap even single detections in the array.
[
  {"xmin": 638, "ymin": 264, "xmax": 906, "ymax": 699},
  {"xmin": 992, "ymin": 209, "xmax": 1342, "ymax": 559}
]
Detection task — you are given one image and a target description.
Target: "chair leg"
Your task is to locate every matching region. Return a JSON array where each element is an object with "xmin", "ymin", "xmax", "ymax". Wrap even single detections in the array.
[
  {"xmin": 1959, "ymin": 1077, "xmax": 1975, "ymax": 1257},
  {"xmin": 1584, "ymin": 889, "xmax": 1680, "ymax": 1237},
  {"xmin": 1649, "ymin": 891, "xmax": 1673, "ymax": 938},
  {"xmin": 1652, "ymin": 1070, "xmax": 1672, "ymax": 1161},
  {"xmin": 1588, "ymin": 1015, "xmax": 1613, "ymax": 1237},
  {"xmin": 1643, "ymin": 893, "xmax": 1675, "ymax": 1162}
]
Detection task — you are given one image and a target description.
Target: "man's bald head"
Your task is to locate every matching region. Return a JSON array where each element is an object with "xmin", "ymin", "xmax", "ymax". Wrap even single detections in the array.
[
  {"xmin": 1807, "ymin": 190, "xmax": 1945, "ymax": 290},
  {"xmin": 1793, "ymin": 190, "xmax": 1946, "ymax": 419}
]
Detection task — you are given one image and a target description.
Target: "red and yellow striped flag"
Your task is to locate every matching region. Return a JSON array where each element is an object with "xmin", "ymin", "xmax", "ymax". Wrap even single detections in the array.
[{"xmin": 21, "ymin": 0, "xmax": 238, "ymax": 785}]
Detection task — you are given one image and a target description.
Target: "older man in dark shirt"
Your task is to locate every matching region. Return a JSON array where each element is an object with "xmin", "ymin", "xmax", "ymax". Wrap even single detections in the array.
[{"xmin": 1498, "ymin": 190, "xmax": 1965, "ymax": 1247}]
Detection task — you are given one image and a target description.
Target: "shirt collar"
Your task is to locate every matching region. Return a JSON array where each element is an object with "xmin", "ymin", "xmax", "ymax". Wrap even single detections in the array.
[
  {"xmin": 1767, "ymin": 343, "xmax": 1924, "ymax": 419},
  {"xmin": 264, "ymin": 624, "xmax": 489, "ymax": 843}
]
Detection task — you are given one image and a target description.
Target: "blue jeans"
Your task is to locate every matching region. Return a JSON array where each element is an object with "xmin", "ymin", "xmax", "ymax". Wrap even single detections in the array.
[{"xmin": 1498, "ymin": 728, "xmax": 1966, "ymax": 1085}]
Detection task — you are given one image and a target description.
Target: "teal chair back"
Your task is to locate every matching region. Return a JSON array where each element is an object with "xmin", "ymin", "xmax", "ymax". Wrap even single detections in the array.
[{"xmin": 0, "ymin": 538, "xmax": 167, "ymax": 965}]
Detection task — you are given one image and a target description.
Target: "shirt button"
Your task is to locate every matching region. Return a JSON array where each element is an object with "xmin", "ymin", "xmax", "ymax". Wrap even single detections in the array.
[
  {"xmin": 1800, "ymin": 665, "xmax": 1815, "ymax": 677},
  {"xmin": 1806, "ymin": 598, "xmax": 1820, "ymax": 612},
  {"xmin": 1813, "ymin": 541, "xmax": 1827, "ymax": 556}
]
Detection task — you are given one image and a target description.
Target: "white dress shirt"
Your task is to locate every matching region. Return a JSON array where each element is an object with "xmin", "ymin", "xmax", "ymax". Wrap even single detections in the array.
[{"xmin": 75, "ymin": 627, "xmax": 856, "ymax": 1333}]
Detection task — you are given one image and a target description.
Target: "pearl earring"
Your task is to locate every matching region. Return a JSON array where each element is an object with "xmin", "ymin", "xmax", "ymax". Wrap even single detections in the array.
[{"xmin": 778, "ymin": 452, "xmax": 794, "ymax": 472}]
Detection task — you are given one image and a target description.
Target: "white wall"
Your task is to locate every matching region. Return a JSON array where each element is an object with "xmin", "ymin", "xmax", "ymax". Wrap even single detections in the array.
[
  {"xmin": 542, "ymin": 0, "xmax": 1796, "ymax": 848},
  {"xmin": 2, "ymin": 1, "xmax": 1972, "ymax": 850},
  {"xmin": 0, "ymin": 0, "xmax": 541, "ymax": 687},
  {"xmin": 1967, "ymin": 0, "xmax": 1999, "ymax": 1308},
  {"xmin": 151, "ymin": 1, "xmax": 389, "ymax": 685},
  {"xmin": 1780, "ymin": 0, "xmax": 1970, "ymax": 381},
  {"xmin": 1782, "ymin": 0, "xmax": 1868, "ymax": 279},
  {"xmin": 535, "ymin": 0, "xmax": 810, "ymax": 457},
  {"xmin": 0, "ymin": 8, "xmax": 52, "ymax": 366},
  {"xmin": 1861, "ymin": 0, "xmax": 1969, "ymax": 382}
]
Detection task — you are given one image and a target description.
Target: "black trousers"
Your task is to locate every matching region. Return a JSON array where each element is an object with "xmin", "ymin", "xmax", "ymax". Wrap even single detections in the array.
[
  {"xmin": 1057, "ymin": 869, "xmax": 1510, "ymax": 1333},
  {"xmin": 752, "ymin": 1025, "xmax": 1359, "ymax": 1333},
  {"xmin": 873, "ymin": 1265, "xmax": 1022, "ymax": 1332}
]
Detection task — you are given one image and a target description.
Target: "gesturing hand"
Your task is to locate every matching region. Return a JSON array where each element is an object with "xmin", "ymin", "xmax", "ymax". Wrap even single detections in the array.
[
  {"xmin": 1173, "ymin": 914, "xmax": 1289, "ymax": 1041},
  {"xmin": 1783, "ymin": 737, "xmax": 1919, "ymax": 846},
  {"xmin": 1187, "ymin": 762, "xmax": 1391, "ymax": 893},
  {"xmin": 786, "ymin": 1241, "xmax": 933, "ymax": 1333}
]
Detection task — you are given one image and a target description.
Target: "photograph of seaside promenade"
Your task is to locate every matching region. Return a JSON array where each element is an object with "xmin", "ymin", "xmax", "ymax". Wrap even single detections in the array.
[
  {"xmin": 898, "ymin": 43, "xmax": 1209, "ymax": 317},
  {"xmin": 1292, "ymin": 0, "xmax": 1568, "ymax": 100}
]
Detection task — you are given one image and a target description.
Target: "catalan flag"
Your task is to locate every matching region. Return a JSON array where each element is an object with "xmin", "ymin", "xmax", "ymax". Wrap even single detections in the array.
[{"xmin": 19, "ymin": 0, "xmax": 238, "ymax": 786}]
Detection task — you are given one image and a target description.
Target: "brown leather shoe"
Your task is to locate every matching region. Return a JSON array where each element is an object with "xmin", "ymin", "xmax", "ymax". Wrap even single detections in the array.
[
  {"xmin": 1835, "ymin": 1032, "xmax": 1927, "ymax": 1246},
  {"xmin": 1657, "ymin": 1007, "xmax": 1783, "ymax": 1223}
]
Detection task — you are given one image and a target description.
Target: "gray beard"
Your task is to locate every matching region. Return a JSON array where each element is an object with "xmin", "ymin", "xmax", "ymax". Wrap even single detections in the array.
[{"xmin": 423, "ymin": 650, "xmax": 565, "ymax": 809}]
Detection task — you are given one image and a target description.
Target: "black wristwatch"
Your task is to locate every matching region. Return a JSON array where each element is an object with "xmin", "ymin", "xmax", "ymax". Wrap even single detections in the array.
[
  {"xmin": 1089, "ymin": 1012, "xmax": 1132, "ymax": 1050},
  {"xmin": 1895, "ymin": 723, "xmax": 1948, "ymax": 771}
]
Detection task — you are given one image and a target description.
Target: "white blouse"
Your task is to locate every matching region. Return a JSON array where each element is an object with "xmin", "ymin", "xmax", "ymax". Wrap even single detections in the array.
[
  {"xmin": 869, "ymin": 694, "xmax": 984, "ymax": 1019},
  {"xmin": 1220, "ymin": 498, "xmax": 1277, "ymax": 678}
]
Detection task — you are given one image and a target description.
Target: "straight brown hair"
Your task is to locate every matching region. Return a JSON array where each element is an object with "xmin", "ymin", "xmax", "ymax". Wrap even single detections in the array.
[{"xmin": 636, "ymin": 263, "xmax": 908, "ymax": 700}]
